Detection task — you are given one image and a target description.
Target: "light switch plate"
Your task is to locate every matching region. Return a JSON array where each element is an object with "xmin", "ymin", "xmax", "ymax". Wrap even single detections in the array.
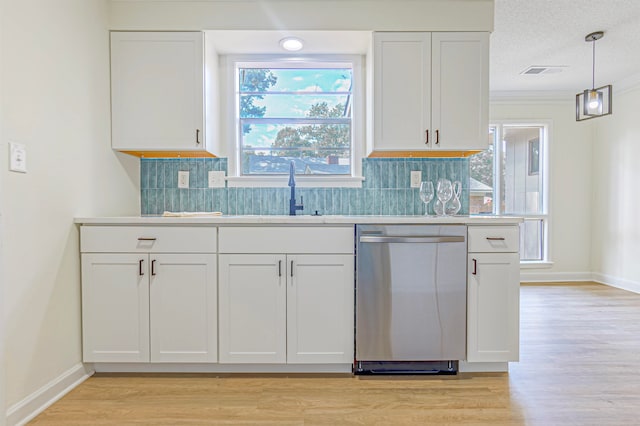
[
  {"xmin": 410, "ymin": 170, "xmax": 421, "ymax": 188},
  {"xmin": 9, "ymin": 142, "xmax": 27, "ymax": 173},
  {"xmin": 208, "ymin": 170, "xmax": 226, "ymax": 188},
  {"xmin": 178, "ymin": 171, "xmax": 189, "ymax": 188}
]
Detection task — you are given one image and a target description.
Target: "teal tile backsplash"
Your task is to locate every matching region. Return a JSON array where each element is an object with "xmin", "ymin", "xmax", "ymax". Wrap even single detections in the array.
[{"xmin": 141, "ymin": 157, "xmax": 469, "ymax": 216}]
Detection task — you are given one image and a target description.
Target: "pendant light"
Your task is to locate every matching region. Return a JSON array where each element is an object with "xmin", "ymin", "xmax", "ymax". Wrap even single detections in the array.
[{"xmin": 576, "ymin": 31, "xmax": 612, "ymax": 121}]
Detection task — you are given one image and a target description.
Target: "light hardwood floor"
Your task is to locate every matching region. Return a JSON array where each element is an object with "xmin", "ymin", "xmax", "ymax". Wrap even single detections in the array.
[{"xmin": 29, "ymin": 282, "xmax": 640, "ymax": 425}]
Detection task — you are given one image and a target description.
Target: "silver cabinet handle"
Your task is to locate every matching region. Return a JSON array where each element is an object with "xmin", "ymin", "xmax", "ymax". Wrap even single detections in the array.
[
  {"xmin": 290, "ymin": 260, "xmax": 294, "ymax": 278},
  {"xmin": 139, "ymin": 259, "xmax": 144, "ymax": 276},
  {"xmin": 486, "ymin": 237, "xmax": 506, "ymax": 241},
  {"xmin": 359, "ymin": 236, "xmax": 465, "ymax": 243},
  {"xmin": 278, "ymin": 260, "xmax": 282, "ymax": 277},
  {"xmin": 137, "ymin": 237, "xmax": 156, "ymax": 241},
  {"xmin": 196, "ymin": 129, "xmax": 201, "ymax": 145}
]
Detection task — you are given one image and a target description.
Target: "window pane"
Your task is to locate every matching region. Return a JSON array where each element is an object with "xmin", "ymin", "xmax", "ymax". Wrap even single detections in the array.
[
  {"xmin": 238, "ymin": 66, "xmax": 353, "ymax": 176},
  {"xmin": 520, "ymin": 218, "xmax": 544, "ymax": 261},
  {"xmin": 241, "ymin": 122, "xmax": 351, "ymax": 175},
  {"xmin": 501, "ymin": 126, "xmax": 544, "ymax": 215},
  {"xmin": 240, "ymin": 94, "xmax": 350, "ymax": 118},
  {"xmin": 469, "ymin": 127, "xmax": 496, "ymax": 214},
  {"xmin": 240, "ymin": 68, "xmax": 352, "ymax": 93}
]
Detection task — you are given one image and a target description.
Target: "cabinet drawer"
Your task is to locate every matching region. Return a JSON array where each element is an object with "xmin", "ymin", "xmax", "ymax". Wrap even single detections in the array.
[
  {"xmin": 468, "ymin": 225, "xmax": 519, "ymax": 253},
  {"xmin": 81, "ymin": 226, "xmax": 217, "ymax": 253},
  {"xmin": 218, "ymin": 226, "xmax": 354, "ymax": 254}
]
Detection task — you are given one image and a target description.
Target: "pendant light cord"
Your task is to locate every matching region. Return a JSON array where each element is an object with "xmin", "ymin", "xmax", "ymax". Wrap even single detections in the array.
[{"xmin": 592, "ymin": 39, "xmax": 596, "ymax": 90}]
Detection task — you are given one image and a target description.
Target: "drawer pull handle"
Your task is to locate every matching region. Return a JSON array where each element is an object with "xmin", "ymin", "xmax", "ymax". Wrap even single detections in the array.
[
  {"xmin": 472, "ymin": 258, "xmax": 477, "ymax": 275},
  {"xmin": 486, "ymin": 237, "xmax": 505, "ymax": 241},
  {"xmin": 138, "ymin": 237, "xmax": 157, "ymax": 241},
  {"xmin": 151, "ymin": 259, "xmax": 156, "ymax": 276},
  {"xmin": 139, "ymin": 259, "xmax": 144, "ymax": 276}
]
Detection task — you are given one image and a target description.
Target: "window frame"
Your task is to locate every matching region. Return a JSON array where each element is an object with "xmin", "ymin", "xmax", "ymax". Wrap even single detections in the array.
[
  {"xmin": 486, "ymin": 120, "xmax": 552, "ymax": 266},
  {"xmin": 222, "ymin": 54, "xmax": 365, "ymax": 188}
]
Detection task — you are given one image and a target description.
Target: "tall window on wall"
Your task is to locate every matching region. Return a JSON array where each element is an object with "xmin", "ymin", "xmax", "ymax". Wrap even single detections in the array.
[
  {"xmin": 470, "ymin": 123, "xmax": 549, "ymax": 262},
  {"xmin": 232, "ymin": 57, "xmax": 362, "ymax": 180}
]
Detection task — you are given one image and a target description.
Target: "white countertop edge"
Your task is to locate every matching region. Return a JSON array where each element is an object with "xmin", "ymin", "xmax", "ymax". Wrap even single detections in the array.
[{"xmin": 74, "ymin": 215, "xmax": 524, "ymax": 226}]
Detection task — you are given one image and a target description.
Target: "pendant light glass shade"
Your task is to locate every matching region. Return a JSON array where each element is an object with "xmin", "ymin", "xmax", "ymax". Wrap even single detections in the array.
[
  {"xmin": 576, "ymin": 85, "xmax": 612, "ymax": 120},
  {"xmin": 576, "ymin": 32, "xmax": 612, "ymax": 121}
]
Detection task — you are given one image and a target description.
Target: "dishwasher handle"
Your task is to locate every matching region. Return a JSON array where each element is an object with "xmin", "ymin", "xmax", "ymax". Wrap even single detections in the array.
[{"xmin": 359, "ymin": 235, "xmax": 465, "ymax": 244}]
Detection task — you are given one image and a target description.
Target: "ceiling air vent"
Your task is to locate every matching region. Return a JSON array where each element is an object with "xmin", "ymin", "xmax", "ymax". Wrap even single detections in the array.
[{"xmin": 521, "ymin": 66, "xmax": 567, "ymax": 75}]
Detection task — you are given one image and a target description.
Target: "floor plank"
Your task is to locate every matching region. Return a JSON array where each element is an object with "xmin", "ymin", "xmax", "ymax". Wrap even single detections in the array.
[{"xmin": 28, "ymin": 282, "xmax": 640, "ymax": 425}]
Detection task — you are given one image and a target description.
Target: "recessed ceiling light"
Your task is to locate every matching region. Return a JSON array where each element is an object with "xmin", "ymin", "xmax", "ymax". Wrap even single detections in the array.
[{"xmin": 280, "ymin": 37, "xmax": 304, "ymax": 52}]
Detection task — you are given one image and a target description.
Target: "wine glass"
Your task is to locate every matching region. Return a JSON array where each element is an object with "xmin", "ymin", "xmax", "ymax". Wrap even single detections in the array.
[
  {"xmin": 419, "ymin": 181, "xmax": 434, "ymax": 215},
  {"xmin": 446, "ymin": 180, "xmax": 462, "ymax": 215},
  {"xmin": 435, "ymin": 178, "xmax": 453, "ymax": 216}
]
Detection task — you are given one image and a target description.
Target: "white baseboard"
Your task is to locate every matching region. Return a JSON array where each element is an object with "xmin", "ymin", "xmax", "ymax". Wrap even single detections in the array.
[
  {"xmin": 592, "ymin": 273, "xmax": 640, "ymax": 294},
  {"xmin": 519, "ymin": 271, "xmax": 640, "ymax": 294},
  {"xmin": 458, "ymin": 361, "xmax": 508, "ymax": 373},
  {"xmin": 520, "ymin": 271, "xmax": 593, "ymax": 283},
  {"xmin": 7, "ymin": 363, "xmax": 94, "ymax": 426}
]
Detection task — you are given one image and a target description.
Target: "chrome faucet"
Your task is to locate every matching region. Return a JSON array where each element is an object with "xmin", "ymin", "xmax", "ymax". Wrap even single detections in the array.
[{"xmin": 288, "ymin": 161, "xmax": 304, "ymax": 216}]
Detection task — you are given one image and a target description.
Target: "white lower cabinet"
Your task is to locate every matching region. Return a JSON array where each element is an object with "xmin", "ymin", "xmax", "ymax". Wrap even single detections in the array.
[
  {"xmin": 286, "ymin": 255, "xmax": 354, "ymax": 364},
  {"xmin": 218, "ymin": 254, "xmax": 287, "ymax": 364},
  {"xmin": 80, "ymin": 226, "xmax": 218, "ymax": 363},
  {"xmin": 218, "ymin": 253, "xmax": 354, "ymax": 364},
  {"xmin": 467, "ymin": 226, "xmax": 520, "ymax": 363},
  {"xmin": 82, "ymin": 253, "xmax": 150, "ymax": 363},
  {"xmin": 218, "ymin": 226, "xmax": 355, "ymax": 365},
  {"xmin": 149, "ymin": 254, "xmax": 217, "ymax": 362}
]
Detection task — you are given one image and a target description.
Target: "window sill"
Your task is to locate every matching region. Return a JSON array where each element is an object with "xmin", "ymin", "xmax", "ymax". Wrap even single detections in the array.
[
  {"xmin": 226, "ymin": 176, "xmax": 364, "ymax": 188},
  {"xmin": 520, "ymin": 261, "xmax": 554, "ymax": 269}
]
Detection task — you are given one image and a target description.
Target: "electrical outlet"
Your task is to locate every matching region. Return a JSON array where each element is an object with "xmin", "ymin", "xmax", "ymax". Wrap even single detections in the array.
[
  {"xmin": 208, "ymin": 171, "xmax": 226, "ymax": 188},
  {"xmin": 178, "ymin": 171, "xmax": 190, "ymax": 188},
  {"xmin": 410, "ymin": 171, "xmax": 421, "ymax": 188},
  {"xmin": 9, "ymin": 142, "xmax": 27, "ymax": 173}
]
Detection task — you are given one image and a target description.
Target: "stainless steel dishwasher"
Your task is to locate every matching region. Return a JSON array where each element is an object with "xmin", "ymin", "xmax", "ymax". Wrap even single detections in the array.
[{"xmin": 355, "ymin": 224, "xmax": 467, "ymax": 374}]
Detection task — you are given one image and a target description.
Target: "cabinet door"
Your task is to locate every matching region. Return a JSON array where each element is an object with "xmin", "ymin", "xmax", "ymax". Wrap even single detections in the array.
[
  {"xmin": 287, "ymin": 255, "xmax": 354, "ymax": 364},
  {"xmin": 467, "ymin": 253, "xmax": 520, "ymax": 362},
  {"xmin": 110, "ymin": 32, "xmax": 204, "ymax": 151},
  {"xmin": 373, "ymin": 32, "xmax": 431, "ymax": 151},
  {"xmin": 81, "ymin": 253, "xmax": 150, "ymax": 362},
  {"xmin": 149, "ymin": 254, "xmax": 217, "ymax": 363},
  {"xmin": 218, "ymin": 254, "xmax": 287, "ymax": 363},
  {"xmin": 431, "ymin": 32, "xmax": 489, "ymax": 151}
]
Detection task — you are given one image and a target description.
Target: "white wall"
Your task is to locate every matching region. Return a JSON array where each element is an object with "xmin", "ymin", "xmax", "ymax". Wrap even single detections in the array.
[
  {"xmin": 0, "ymin": 0, "xmax": 6, "ymax": 422},
  {"xmin": 490, "ymin": 100, "xmax": 594, "ymax": 281},
  {"xmin": 591, "ymin": 85, "xmax": 640, "ymax": 292},
  {"xmin": 108, "ymin": 0, "xmax": 494, "ymax": 32},
  {"xmin": 0, "ymin": 0, "xmax": 139, "ymax": 423}
]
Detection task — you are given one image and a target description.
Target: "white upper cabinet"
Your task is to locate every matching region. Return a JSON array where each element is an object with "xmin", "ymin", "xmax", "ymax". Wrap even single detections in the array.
[
  {"xmin": 110, "ymin": 32, "xmax": 207, "ymax": 154},
  {"xmin": 374, "ymin": 33, "xmax": 432, "ymax": 152},
  {"xmin": 372, "ymin": 32, "xmax": 489, "ymax": 153},
  {"xmin": 431, "ymin": 32, "xmax": 489, "ymax": 151}
]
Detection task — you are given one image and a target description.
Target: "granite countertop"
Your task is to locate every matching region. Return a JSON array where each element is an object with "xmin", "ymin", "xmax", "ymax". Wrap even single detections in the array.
[{"xmin": 74, "ymin": 215, "xmax": 523, "ymax": 226}]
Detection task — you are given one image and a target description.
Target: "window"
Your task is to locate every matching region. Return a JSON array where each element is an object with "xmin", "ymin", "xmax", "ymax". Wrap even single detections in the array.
[
  {"xmin": 470, "ymin": 123, "xmax": 549, "ymax": 262},
  {"xmin": 225, "ymin": 56, "xmax": 364, "ymax": 186}
]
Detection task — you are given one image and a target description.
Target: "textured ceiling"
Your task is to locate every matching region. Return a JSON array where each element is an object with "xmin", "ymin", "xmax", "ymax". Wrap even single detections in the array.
[{"xmin": 491, "ymin": 0, "xmax": 640, "ymax": 95}]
